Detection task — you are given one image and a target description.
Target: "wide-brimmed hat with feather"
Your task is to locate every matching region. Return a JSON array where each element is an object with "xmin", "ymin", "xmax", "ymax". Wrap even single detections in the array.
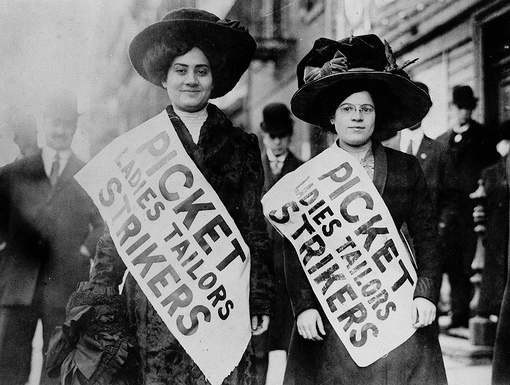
[
  {"xmin": 129, "ymin": 8, "xmax": 256, "ymax": 99},
  {"xmin": 290, "ymin": 34, "xmax": 431, "ymax": 140}
]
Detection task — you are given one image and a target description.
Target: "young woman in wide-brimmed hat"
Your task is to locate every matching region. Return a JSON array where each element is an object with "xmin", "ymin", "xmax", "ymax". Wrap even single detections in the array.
[
  {"xmin": 283, "ymin": 34, "xmax": 447, "ymax": 385},
  {"xmin": 47, "ymin": 8, "xmax": 274, "ymax": 385}
]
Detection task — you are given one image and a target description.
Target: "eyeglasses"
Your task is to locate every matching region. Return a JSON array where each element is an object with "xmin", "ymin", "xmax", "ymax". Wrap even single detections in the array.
[{"xmin": 337, "ymin": 103, "xmax": 375, "ymax": 115}]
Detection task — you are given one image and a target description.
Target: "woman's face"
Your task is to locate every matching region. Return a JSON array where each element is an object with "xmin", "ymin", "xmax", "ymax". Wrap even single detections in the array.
[
  {"xmin": 162, "ymin": 47, "xmax": 214, "ymax": 112},
  {"xmin": 331, "ymin": 91, "xmax": 376, "ymax": 148}
]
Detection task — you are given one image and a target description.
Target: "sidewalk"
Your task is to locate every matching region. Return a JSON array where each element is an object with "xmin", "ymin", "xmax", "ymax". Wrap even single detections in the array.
[
  {"xmin": 440, "ymin": 324, "xmax": 493, "ymax": 385},
  {"xmin": 27, "ymin": 319, "xmax": 495, "ymax": 385}
]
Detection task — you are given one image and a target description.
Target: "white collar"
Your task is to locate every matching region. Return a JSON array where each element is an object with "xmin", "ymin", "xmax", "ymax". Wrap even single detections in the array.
[
  {"xmin": 400, "ymin": 127, "xmax": 424, "ymax": 143},
  {"xmin": 400, "ymin": 127, "xmax": 424, "ymax": 153},
  {"xmin": 173, "ymin": 105, "xmax": 208, "ymax": 144}
]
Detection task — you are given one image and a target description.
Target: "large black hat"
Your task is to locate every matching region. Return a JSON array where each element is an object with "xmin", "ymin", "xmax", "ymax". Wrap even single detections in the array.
[
  {"xmin": 291, "ymin": 34, "xmax": 431, "ymax": 139},
  {"xmin": 260, "ymin": 103, "xmax": 294, "ymax": 137},
  {"xmin": 129, "ymin": 8, "xmax": 256, "ymax": 99},
  {"xmin": 452, "ymin": 85, "xmax": 478, "ymax": 110}
]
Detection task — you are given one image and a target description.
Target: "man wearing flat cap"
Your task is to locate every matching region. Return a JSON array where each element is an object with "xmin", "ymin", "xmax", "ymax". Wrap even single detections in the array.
[
  {"xmin": 0, "ymin": 88, "xmax": 104, "ymax": 384},
  {"xmin": 436, "ymin": 85, "xmax": 499, "ymax": 330},
  {"xmin": 258, "ymin": 103, "xmax": 303, "ymax": 384}
]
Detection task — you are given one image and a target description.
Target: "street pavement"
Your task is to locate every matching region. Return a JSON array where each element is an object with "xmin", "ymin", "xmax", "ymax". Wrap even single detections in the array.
[
  {"xmin": 26, "ymin": 321, "xmax": 494, "ymax": 385},
  {"xmin": 441, "ymin": 334, "xmax": 492, "ymax": 385}
]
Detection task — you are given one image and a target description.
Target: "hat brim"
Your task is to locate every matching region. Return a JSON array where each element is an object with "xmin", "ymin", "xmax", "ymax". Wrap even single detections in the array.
[
  {"xmin": 129, "ymin": 19, "xmax": 256, "ymax": 99},
  {"xmin": 291, "ymin": 71, "xmax": 431, "ymax": 139}
]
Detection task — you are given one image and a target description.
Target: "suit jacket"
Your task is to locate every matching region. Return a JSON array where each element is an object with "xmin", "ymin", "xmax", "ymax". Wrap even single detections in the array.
[
  {"xmin": 435, "ymin": 119, "xmax": 499, "ymax": 232},
  {"xmin": 261, "ymin": 150, "xmax": 303, "ymax": 350},
  {"xmin": 261, "ymin": 150, "xmax": 303, "ymax": 196},
  {"xmin": 0, "ymin": 150, "xmax": 104, "ymax": 309},
  {"xmin": 383, "ymin": 131, "xmax": 446, "ymax": 212}
]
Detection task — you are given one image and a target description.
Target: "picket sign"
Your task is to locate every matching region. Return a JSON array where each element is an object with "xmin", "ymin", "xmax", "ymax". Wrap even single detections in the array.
[
  {"xmin": 262, "ymin": 145, "xmax": 417, "ymax": 367},
  {"xmin": 75, "ymin": 110, "xmax": 251, "ymax": 385}
]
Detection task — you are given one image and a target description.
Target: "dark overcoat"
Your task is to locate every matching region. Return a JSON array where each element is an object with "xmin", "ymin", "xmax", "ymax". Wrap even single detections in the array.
[
  {"xmin": 71, "ymin": 104, "xmax": 275, "ymax": 385},
  {"xmin": 436, "ymin": 120, "xmax": 499, "ymax": 272},
  {"xmin": 283, "ymin": 141, "xmax": 447, "ymax": 385},
  {"xmin": 261, "ymin": 150, "xmax": 303, "ymax": 351},
  {"xmin": 477, "ymin": 156, "xmax": 510, "ymax": 384},
  {"xmin": 0, "ymin": 151, "xmax": 103, "ymax": 310},
  {"xmin": 384, "ymin": 132, "xmax": 447, "ymax": 212},
  {"xmin": 477, "ymin": 157, "xmax": 508, "ymax": 317}
]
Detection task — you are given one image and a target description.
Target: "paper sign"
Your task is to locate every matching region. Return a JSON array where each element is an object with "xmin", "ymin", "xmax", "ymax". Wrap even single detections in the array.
[
  {"xmin": 262, "ymin": 145, "xmax": 417, "ymax": 367},
  {"xmin": 75, "ymin": 111, "xmax": 251, "ymax": 385}
]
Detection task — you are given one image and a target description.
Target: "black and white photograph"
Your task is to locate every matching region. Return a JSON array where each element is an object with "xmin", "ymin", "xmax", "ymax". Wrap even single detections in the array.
[{"xmin": 0, "ymin": 1, "xmax": 508, "ymax": 384}]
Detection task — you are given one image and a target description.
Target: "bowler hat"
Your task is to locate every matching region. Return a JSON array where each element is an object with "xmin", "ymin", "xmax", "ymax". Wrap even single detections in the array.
[
  {"xmin": 43, "ymin": 88, "xmax": 79, "ymax": 120},
  {"xmin": 291, "ymin": 34, "xmax": 431, "ymax": 139},
  {"xmin": 129, "ymin": 8, "xmax": 256, "ymax": 99},
  {"xmin": 452, "ymin": 85, "xmax": 478, "ymax": 110},
  {"xmin": 260, "ymin": 103, "xmax": 294, "ymax": 137}
]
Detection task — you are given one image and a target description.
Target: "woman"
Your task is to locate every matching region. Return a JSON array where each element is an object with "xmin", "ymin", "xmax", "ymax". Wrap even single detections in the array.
[
  {"xmin": 283, "ymin": 34, "xmax": 447, "ymax": 384},
  {"xmin": 46, "ymin": 8, "xmax": 274, "ymax": 385}
]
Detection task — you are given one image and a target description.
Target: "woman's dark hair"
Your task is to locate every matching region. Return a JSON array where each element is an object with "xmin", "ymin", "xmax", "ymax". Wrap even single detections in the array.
[
  {"xmin": 318, "ymin": 79, "xmax": 401, "ymax": 139},
  {"xmin": 142, "ymin": 34, "xmax": 226, "ymax": 86}
]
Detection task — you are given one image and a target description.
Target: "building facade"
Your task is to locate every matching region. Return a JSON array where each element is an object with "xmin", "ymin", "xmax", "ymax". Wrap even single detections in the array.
[{"xmin": 227, "ymin": 0, "xmax": 510, "ymax": 158}]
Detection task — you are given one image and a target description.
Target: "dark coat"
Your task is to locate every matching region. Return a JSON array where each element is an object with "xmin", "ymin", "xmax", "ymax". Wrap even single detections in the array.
[
  {"xmin": 262, "ymin": 150, "xmax": 303, "ymax": 351},
  {"xmin": 415, "ymin": 136, "xmax": 447, "ymax": 213},
  {"xmin": 0, "ymin": 151, "xmax": 103, "ymax": 310},
  {"xmin": 436, "ymin": 120, "xmax": 499, "ymax": 258},
  {"xmin": 283, "ymin": 141, "xmax": 447, "ymax": 385},
  {"xmin": 77, "ymin": 104, "xmax": 275, "ymax": 384},
  {"xmin": 477, "ymin": 157, "xmax": 508, "ymax": 317},
  {"xmin": 383, "ymin": 132, "xmax": 447, "ymax": 213},
  {"xmin": 476, "ymin": 156, "xmax": 510, "ymax": 384}
]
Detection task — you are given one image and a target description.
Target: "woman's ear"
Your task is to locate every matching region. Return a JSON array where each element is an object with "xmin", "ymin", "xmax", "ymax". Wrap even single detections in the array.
[
  {"xmin": 162, "ymin": 79, "xmax": 167, "ymax": 89},
  {"xmin": 330, "ymin": 117, "xmax": 335, "ymax": 125}
]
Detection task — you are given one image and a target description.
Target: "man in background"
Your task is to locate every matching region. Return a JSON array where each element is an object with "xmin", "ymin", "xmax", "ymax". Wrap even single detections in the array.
[
  {"xmin": 383, "ymin": 82, "xmax": 445, "ymax": 212},
  {"xmin": 436, "ymin": 85, "xmax": 500, "ymax": 330},
  {"xmin": 0, "ymin": 88, "xmax": 104, "ymax": 384},
  {"xmin": 256, "ymin": 103, "xmax": 303, "ymax": 385}
]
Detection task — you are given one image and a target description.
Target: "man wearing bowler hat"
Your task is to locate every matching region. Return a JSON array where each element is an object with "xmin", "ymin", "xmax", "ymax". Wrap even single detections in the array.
[
  {"xmin": 0, "ymin": 88, "xmax": 104, "ymax": 384},
  {"xmin": 436, "ymin": 85, "xmax": 499, "ymax": 330},
  {"xmin": 257, "ymin": 103, "xmax": 303, "ymax": 384}
]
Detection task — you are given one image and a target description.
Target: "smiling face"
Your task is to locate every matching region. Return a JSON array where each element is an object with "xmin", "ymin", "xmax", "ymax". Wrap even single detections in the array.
[
  {"xmin": 331, "ymin": 91, "xmax": 376, "ymax": 149},
  {"xmin": 162, "ymin": 47, "xmax": 214, "ymax": 112}
]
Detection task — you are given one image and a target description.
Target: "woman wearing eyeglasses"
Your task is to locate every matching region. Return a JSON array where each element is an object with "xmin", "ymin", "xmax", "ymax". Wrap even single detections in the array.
[{"xmin": 282, "ymin": 35, "xmax": 447, "ymax": 385}]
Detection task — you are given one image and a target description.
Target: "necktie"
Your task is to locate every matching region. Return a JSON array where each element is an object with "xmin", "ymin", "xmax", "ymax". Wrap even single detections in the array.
[
  {"xmin": 270, "ymin": 158, "xmax": 283, "ymax": 175},
  {"xmin": 50, "ymin": 153, "xmax": 61, "ymax": 186},
  {"xmin": 406, "ymin": 140, "xmax": 413, "ymax": 155}
]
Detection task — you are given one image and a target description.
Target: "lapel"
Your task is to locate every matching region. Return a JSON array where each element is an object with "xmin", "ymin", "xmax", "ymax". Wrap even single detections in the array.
[
  {"xmin": 280, "ymin": 152, "xmax": 297, "ymax": 177},
  {"xmin": 261, "ymin": 152, "xmax": 276, "ymax": 191},
  {"xmin": 372, "ymin": 140, "xmax": 388, "ymax": 196},
  {"xmin": 199, "ymin": 104, "xmax": 232, "ymax": 164},
  {"xmin": 416, "ymin": 136, "xmax": 432, "ymax": 161},
  {"xmin": 25, "ymin": 151, "xmax": 48, "ymax": 182},
  {"xmin": 57, "ymin": 154, "xmax": 80, "ymax": 185}
]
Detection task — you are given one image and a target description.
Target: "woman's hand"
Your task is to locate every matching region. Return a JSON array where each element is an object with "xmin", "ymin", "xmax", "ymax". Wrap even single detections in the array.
[
  {"xmin": 412, "ymin": 297, "xmax": 436, "ymax": 328},
  {"xmin": 296, "ymin": 309, "xmax": 325, "ymax": 341},
  {"xmin": 251, "ymin": 315, "xmax": 270, "ymax": 335}
]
